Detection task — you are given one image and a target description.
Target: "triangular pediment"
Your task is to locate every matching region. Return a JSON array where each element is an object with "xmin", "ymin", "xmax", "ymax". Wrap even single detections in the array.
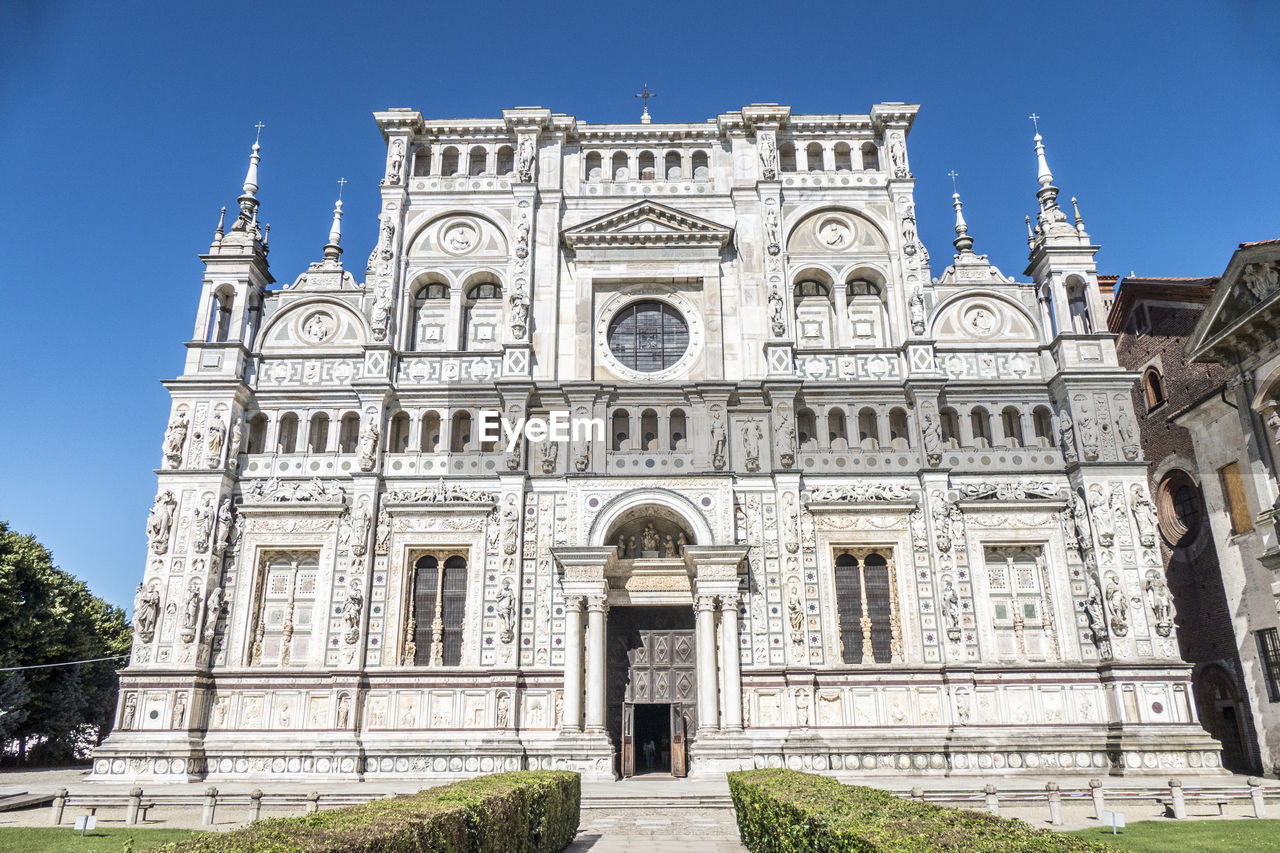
[
  {"xmin": 562, "ymin": 201, "xmax": 732, "ymax": 249},
  {"xmin": 1187, "ymin": 241, "xmax": 1280, "ymax": 362}
]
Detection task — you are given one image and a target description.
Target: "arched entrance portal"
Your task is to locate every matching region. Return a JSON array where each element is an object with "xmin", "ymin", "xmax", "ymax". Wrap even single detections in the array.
[{"xmin": 1193, "ymin": 664, "xmax": 1259, "ymax": 773}]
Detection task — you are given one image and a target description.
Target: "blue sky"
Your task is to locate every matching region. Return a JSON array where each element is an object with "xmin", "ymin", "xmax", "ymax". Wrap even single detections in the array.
[{"xmin": 1, "ymin": 1, "xmax": 1277, "ymax": 612}]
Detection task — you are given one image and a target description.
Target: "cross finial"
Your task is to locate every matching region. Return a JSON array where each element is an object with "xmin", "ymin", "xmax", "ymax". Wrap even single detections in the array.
[
  {"xmin": 1028, "ymin": 113, "xmax": 1040, "ymax": 133},
  {"xmin": 253, "ymin": 121, "xmax": 265, "ymax": 143},
  {"xmin": 336, "ymin": 177, "xmax": 347, "ymax": 200},
  {"xmin": 635, "ymin": 84, "xmax": 657, "ymax": 122},
  {"xmin": 948, "ymin": 170, "xmax": 959, "ymax": 194}
]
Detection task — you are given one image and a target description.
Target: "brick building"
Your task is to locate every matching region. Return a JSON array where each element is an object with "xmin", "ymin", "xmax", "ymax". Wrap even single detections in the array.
[{"xmin": 1109, "ymin": 276, "xmax": 1262, "ymax": 772}]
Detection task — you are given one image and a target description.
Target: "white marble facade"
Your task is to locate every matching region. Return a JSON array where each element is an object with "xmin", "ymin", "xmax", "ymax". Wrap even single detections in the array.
[{"xmin": 92, "ymin": 103, "xmax": 1222, "ymax": 784}]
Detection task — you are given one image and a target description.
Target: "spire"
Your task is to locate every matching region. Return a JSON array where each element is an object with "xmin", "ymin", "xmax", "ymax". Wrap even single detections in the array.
[
  {"xmin": 951, "ymin": 191, "xmax": 974, "ymax": 254},
  {"xmin": 1072, "ymin": 196, "xmax": 1086, "ymax": 232},
  {"xmin": 1025, "ymin": 215, "xmax": 1034, "ymax": 247},
  {"xmin": 213, "ymin": 206, "xmax": 226, "ymax": 241},
  {"xmin": 1032, "ymin": 128, "xmax": 1060, "ymax": 212},
  {"xmin": 232, "ymin": 123, "xmax": 264, "ymax": 234}
]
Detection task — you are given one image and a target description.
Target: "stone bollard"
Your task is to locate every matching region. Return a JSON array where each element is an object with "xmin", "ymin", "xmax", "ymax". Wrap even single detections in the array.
[
  {"xmin": 984, "ymin": 783, "xmax": 999, "ymax": 816},
  {"xmin": 910, "ymin": 787, "xmax": 923, "ymax": 801},
  {"xmin": 126, "ymin": 786, "xmax": 143, "ymax": 826},
  {"xmin": 249, "ymin": 788, "xmax": 263, "ymax": 822},
  {"xmin": 1046, "ymin": 782, "xmax": 1063, "ymax": 826},
  {"xmin": 1168, "ymin": 779, "xmax": 1186, "ymax": 820},
  {"xmin": 49, "ymin": 788, "xmax": 67, "ymax": 826},
  {"xmin": 1089, "ymin": 778, "xmax": 1105, "ymax": 821},
  {"xmin": 202, "ymin": 786, "xmax": 219, "ymax": 826},
  {"xmin": 1248, "ymin": 777, "xmax": 1266, "ymax": 819},
  {"xmin": 306, "ymin": 791, "xmax": 320, "ymax": 814}
]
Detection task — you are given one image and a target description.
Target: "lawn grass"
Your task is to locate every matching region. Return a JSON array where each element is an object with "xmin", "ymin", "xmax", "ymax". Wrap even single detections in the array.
[
  {"xmin": 0, "ymin": 826, "xmax": 205, "ymax": 852},
  {"xmin": 1064, "ymin": 818, "xmax": 1280, "ymax": 852}
]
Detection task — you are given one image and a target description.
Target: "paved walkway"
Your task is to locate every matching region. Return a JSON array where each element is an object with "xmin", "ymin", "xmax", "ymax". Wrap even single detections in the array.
[{"xmin": 573, "ymin": 775, "xmax": 745, "ymax": 852}]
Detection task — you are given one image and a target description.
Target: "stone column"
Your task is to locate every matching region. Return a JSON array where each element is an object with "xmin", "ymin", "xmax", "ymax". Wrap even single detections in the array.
[
  {"xmin": 695, "ymin": 594, "xmax": 720, "ymax": 731},
  {"xmin": 584, "ymin": 595, "xmax": 608, "ymax": 731},
  {"xmin": 562, "ymin": 596, "xmax": 584, "ymax": 731},
  {"xmin": 720, "ymin": 594, "xmax": 743, "ymax": 730}
]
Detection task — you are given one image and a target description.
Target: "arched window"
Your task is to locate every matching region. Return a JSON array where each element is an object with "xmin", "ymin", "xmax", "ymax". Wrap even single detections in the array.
[
  {"xmin": 585, "ymin": 151, "xmax": 602, "ymax": 182},
  {"xmin": 797, "ymin": 408, "xmax": 818, "ymax": 451},
  {"xmin": 669, "ymin": 409, "xmax": 687, "ymax": 450},
  {"xmin": 641, "ymin": 409, "xmax": 659, "ymax": 451},
  {"xmin": 827, "ymin": 408, "xmax": 848, "ymax": 450},
  {"xmin": 847, "ymin": 274, "xmax": 889, "ymax": 346},
  {"xmin": 794, "ymin": 280, "xmax": 830, "ymax": 298},
  {"xmin": 863, "ymin": 554, "xmax": 893, "ymax": 663},
  {"xmin": 970, "ymin": 407, "xmax": 992, "ymax": 448},
  {"xmin": 440, "ymin": 147, "xmax": 459, "ymax": 176},
  {"xmin": 794, "ymin": 278, "xmax": 836, "ymax": 348},
  {"xmin": 665, "ymin": 151, "xmax": 681, "ymax": 180},
  {"xmin": 612, "ymin": 152, "xmax": 628, "ymax": 181},
  {"xmin": 692, "ymin": 151, "xmax": 709, "ymax": 179},
  {"xmin": 1001, "ymin": 406, "xmax": 1025, "ymax": 448},
  {"xmin": 861, "ymin": 142, "xmax": 879, "ymax": 170},
  {"xmin": 462, "ymin": 281, "xmax": 502, "ymax": 351},
  {"xmin": 1144, "ymin": 367, "xmax": 1166, "ymax": 410},
  {"xmin": 606, "ymin": 301, "xmax": 689, "ymax": 373},
  {"xmin": 611, "ymin": 409, "xmax": 630, "ymax": 451},
  {"xmin": 940, "ymin": 407, "xmax": 960, "ymax": 449},
  {"xmin": 412, "ymin": 147, "xmax": 430, "ymax": 177},
  {"xmin": 858, "ymin": 408, "xmax": 879, "ymax": 451},
  {"xmin": 308, "ymin": 412, "xmax": 330, "ymax": 453},
  {"xmin": 413, "ymin": 281, "xmax": 449, "ymax": 351},
  {"xmin": 338, "ymin": 412, "xmax": 360, "ymax": 453},
  {"xmin": 806, "ymin": 142, "xmax": 824, "ymax": 172},
  {"xmin": 450, "ymin": 412, "xmax": 472, "ymax": 453},
  {"xmin": 833, "ymin": 552, "xmax": 864, "ymax": 664},
  {"xmin": 833, "ymin": 142, "xmax": 852, "ymax": 171},
  {"xmin": 388, "ymin": 412, "xmax": 410, "ymax": 453},
  {"xmin": 889, "ymin": 408, "xmax": 910, "ymax": 450},
  {"xmin": 1158, "ymin": 471, "xmax": 1202, "ymax": 547},
  {"xmin": 468, "ymin": 146, "xmax": 486, "ymax": 176},
  {"xmin": 638, "ymin": 151, "xmax": 656, "ymax": 181},
  {"xmin": 833, "ymin": 551, "xmax": 894, "ymax": 665},
  {"xmin": 247, "ymin": 413, "xmax": 268, "ymax": 454},
  {"xmin": 411, "ymin": 554, "xmax": 468, "ymax": 666},
  {"xmin": 276, "ymin": 413, "xmax": 299, "ymax": 454},
  {"xmin": 778, "ymin": 142, "xmax": 796, "ymax": 173},
  {"xmin": 1032, "ymin": 406, "xmax": 1054, "ymax": 448},
  {"xmin": 496, "ymin": 146, "xmax": 514, "ymax": 176},
  {"xmin": 420, "ymin": 411, "xmax": 441, "ymax": 453},
  {"xmin": 207, "ymin": 290, "xmax": 233, "ymax": 343}
]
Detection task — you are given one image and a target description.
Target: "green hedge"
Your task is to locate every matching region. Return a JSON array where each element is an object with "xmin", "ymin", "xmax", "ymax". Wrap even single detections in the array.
[
  {"xmin": 728, "ymin": 770, "xmax": 1110, "ymax": 853},
  {"xmin": 155, "ymin": 770, "xmax": 579, "ymax": 853}
]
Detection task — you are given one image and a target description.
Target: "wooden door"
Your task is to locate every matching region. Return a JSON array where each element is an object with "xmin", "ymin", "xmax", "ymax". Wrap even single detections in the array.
[
  {"xmin": 670, "ymin": 702, "xmax": 687, "ymax": 777},
  {"xmin": 621, "ymin": 702, "xmax": 636, "ymax": 778}
]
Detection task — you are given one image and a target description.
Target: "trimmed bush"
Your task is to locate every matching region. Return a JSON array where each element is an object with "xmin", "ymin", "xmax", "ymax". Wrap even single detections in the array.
[
  {"xmin": 728, "ymin": 769, "xmax": 1110, "ymax": 853},
  {"xmin": 155, "ymin": 770, "xmax": 579, "ymax": 853}
]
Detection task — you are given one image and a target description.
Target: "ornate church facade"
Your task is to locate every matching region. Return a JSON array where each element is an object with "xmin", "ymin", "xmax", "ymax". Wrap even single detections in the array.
[{"xmin": 93, "ymin": 102, "xmax": 1223, "ymax": 783}]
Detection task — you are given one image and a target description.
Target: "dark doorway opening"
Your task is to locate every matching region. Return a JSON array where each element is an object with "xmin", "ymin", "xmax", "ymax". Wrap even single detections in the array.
[{"xmin": 634, "ymin": 703, "xmax": 671, "ymax": 774}]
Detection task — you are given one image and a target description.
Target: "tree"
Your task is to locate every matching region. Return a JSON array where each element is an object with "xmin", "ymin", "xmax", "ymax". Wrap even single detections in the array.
[{"xmin": 0, "ymin": 522, "xmax": 130, "ymax": 764}]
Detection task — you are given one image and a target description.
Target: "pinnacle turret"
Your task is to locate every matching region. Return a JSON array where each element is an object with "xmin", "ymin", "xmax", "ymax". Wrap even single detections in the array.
[
  {"xmin": 231, "ymin": 124, "xmax": 264, "ymax": 236},
  {"xmin": 952, "ymin": 192, "xmax": 974, "ymax": 254},
  {"xmin": 323, "ymin": 199, "xmax": 344, "ymax": 261}
]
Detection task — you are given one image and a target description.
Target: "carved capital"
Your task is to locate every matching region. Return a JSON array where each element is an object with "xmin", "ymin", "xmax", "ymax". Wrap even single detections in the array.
[
  {"xmin": 695, "ymin": 594, "xmax": 719, "ymax": 613},
  {"xmin": 585, "ymin": 594, "xmax": 609, "ymax": 614},
  {"xmin": 719, "ymin": 593, "xmax": 742, "ymax": 612}
]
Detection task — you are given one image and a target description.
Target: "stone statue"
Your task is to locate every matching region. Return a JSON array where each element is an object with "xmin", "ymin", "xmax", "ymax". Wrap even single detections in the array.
[
  {"xmin": 662, "ymin": 535, "xmax": 676, "ymax": 559},
  {"xmin": 510, "ymin": 296, "xmax": 529, "ymax": 339},
  {"xmin": 710, "ymin": 411, "xmax": 727, "ymax": 470},
  {"xmin": 385, "ymin": 138, "xmax": 404, "ymax": 185},
  {"xmin": 1058, "ymin": 413, "xmax": 1078, "ymax": 465},
  {"xmin": 909, "ymin": 287, "xmax": 926, "ymax": 335},
  {"xmin": 497, "ymin": 692, "xmax": 511, "ymax": 727},
  {"xmin": 1116, "ymin": 409, "xmax": 1140, "ymax": 460},
  {"xmin": 371, "ymin": 293, "xmax": 391, "ymax": 342},
  {"xmin": 573, "ymin": 443, "xmax": 590, "ymax": 472},
  {"xmin": 336, "ymin": 694, "xmax": 351, "ymax": 728},
  {"xmin": 182, "ymin": 587, "xmax": 202, "ymax": 632},
  {"xmin": 146, "ymin": 491, "xmax": 176, "ymax": 554},
  {"xmin": 776, "ymin": 410, "xmax": 796, "ymax": 467},
  {"xmin": 204, "ymin": 587, "xmax": 223, "ymax": 637},
  {"xmin": 540, "ymin": 437, "xmax": 558, "ymax": 473},
  {"xmin": 1104, "ymin": 574, "xmax": 1129, "ymax": 637},
  {"xmin": 214, "ymin": 498, "xmax": 234, "ymax": 554},
  {"xmin": 375, "ymin": 509, "xmax": 391, "ymax": 555},
  {"xmin": 1083, "ymin": 574, "xmax": 1107, "ymax": 635},
  {"xmin": 889, "ymin": 135, "xmax": 906, "ymax": 177},
  {"xmin": 1078, "ymin": 414, "xmax": 1099, "ymax": 461},
  {"xmin": 768, "ymin": 287, "xmax": 785, "ymax": 337},
  {"xmin": 1145, "ymin": 570, "xmax": 1174, "ymax": 636},
  {"xmin": 173, "ymin": 693, "xmax": 187, "ymax": 729},
  {"xmin": 502, "ymin": 505, "xmax": 519, "ymax": 555},
  {"xmin": 758, "ymin": 133, "xmax": 778, "ymax": 180},
  {"xmin": 351, "ymin": 506, "xmax": 372, "ymax": 557},
  {"xmin": 357, "ymin": 421, "xmax": 379, "ymax": 472},
  {"xmin": 163, "ymin": 412, "xmax": 188, "ymax": 468},
  {"xmin": 641, "ymin": 523, "xmax": 660, "ymax": 555},
  {"xmin": 942, "ymin": 580, "xmax": 961, "ymax": 640},
  {"xmin": 676, "ymin": 532, "xmax": 687, "ymax": 556},
  {"xmin": 122, "ymin": 694, "xmax": 137, "ymax": 730},
  {"xmin": 133, "ymin": 583, "xmax": 160, "ymax": 641},
  {"xmin": 192, "ymin": 497, "xmax": 215, "ymax": 553},
  {"xmin": 205, "ymin": 417, "xmax": 226, "ymax": 468},
  {"xmin": 515, "ymin": 212, "xmax": 531, "ymax": 259},
  {"xmin": 764, "ymin": 206, "xmax": 781, "ymax": 254},
  {"xmin": 787, "ymin": 584, "xmax": 804, "ymax": 640},
  {"xmin": 1087, "ymin": 485, "xmax": 1115, "ymax": 547},
  {"xmin": 921, "ymin": 413, "xmax": 942, "ymax": 467},
  {"xmin": 228, "ymin": 418, "xmax": 242, "ymax": 471},
  {"xmin": 627, "ymin": 535, "xmax": 638, "ymax": 560},
  {"xmin": 496, "ymin": 579, "xmax": 516, "ymax": 644},
  {"xmin": 342, "ymin": 586, "xmax": 363, "ymax": 645},
  {"xmin": 1241, "ymin": 262, "xmax": 1280, "ymax": 303},
  {"xmin": 781, "ymin": 492, "xmax": 799, "ymax": 553},
  {"xmin": 515, "ymin": 136, "xmax": 536, "ymax": 183},
  {"xmin": 1129, "ymin": 484, "xmax": 1158, "ymax": 548},
  {"xmin": 742, "ymin": 421, "xmax": 762, "ymax": 472},
  {"xmin": 794, "ymin": 689, "xmax": 810, "ymax": 727}
]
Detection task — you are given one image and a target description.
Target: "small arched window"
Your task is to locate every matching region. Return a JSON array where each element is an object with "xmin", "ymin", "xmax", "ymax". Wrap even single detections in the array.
[
  {"xmin": 611, "ymin": 409, "xmax": 630, "ymax": 451},
  {"xmin": 833, "ymin": 142, "xmax": 852, "ymax": 171},
  {"xmin": 468, "ymin": 146, "xmax": 486, "ymax": 176},
  {"xmin": 939, "ymin": 407, "xmax": 960, "ymax": 449},
  {"xmin": 806, "ymin": 142, "xmax": 824, "ymax": 172},
  {"xmin": 827, "ymin": 408, "xmax": 848, "ymax": 450},
  {"xmin": 276, "ymin": 413, "xmax": 299, "ymax": 454},
  {"xmin": 669, "ymin": 409, "xmax": 687, "ymax": 450},
  {"xmin": 970, "ymin": 407, "xmax": 993, "ymax": 448},
  {"xmin": 413, "ymin": 147, "xmax": 430, "ymax": 177},
  {"xmin": 641, "ymin": 409, "xmax": 658, "ymax": 451},
  {"xmin": 861, "ymin": 142, "xmax": 879, "ymax": 170},
  {"xmin": 450, "ymin": 412, "xmax": 472, "ymax": 453},
  {"xmin": 585, "ymin": 151, "xmax": 603, "ymax": 182},
  {"xmin": 1144, "ymin": 367, "xmax": 1166, "ymax": 410},
  {"xmin": 1001, "ymin": 407, "xmax": 1025, "ymax": 448},
  {"xmin": 207, "ymin": 290, "xmax": 233, "ymax": 343},
  {"xmin": 794, "ymin": 280, "xmax": 831, "ymax": 299},
  {"xmin": 797, "ymin": 408, "xmax": 817, "ymax": 451},
  {"xmin": 1032, "ymin": 406, "xmax": 1054, "ymax": 448},
  {"xmin": 462, "ymin": 281, "xmax": 502, "ymax": 351},
  {"xmin": 247, "ymin": 412, "xmax": 268, "ymax": 454},
  {"xmin": 858, "ymin": 408, "xmax": 879, "ymax": 451},
  {"xmin": 639, "ymin": 151, "xmax": 656, "ymax": 181},
  {"xmin": 692, "ymin": 151, "xmax": 709, "ymax": 179},
  {"xmin": 338, "ymin": 412, "xmax": 360, "ymax": 453},
  {"xmin": 388, "ymin": 412, "xmax": 410, "ymax": 453},
  {"xmin": 308, "ymin": 412, "xmax": 330, "ymax": 454},
  {"xmin": 889, "ymin": 408, "xmax": 910, "ymax": 451},
  {"xmin": 420, "ymin": 411, "xmax": 441, "ymax": 453},
  {"xmin": 496, "ymin": 146, "xmax": 514, "ymax": 176},
  {"xmin": 778, "ymin": 142, "xmax": 796, "ymax": 173},
  {"xmin": 665, "ymin": 151, "xmax": 681, "ymax": 180},
  {"xmin": 440, "ymin": 147, "xmax": 459, "ymax": 176},
  {"xmin": 612, "ymin": 152, "xmax": 628, "ymax": 181}
]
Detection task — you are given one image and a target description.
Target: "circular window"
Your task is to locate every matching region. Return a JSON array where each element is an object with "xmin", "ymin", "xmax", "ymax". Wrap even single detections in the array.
[
  {"xmin": 1158, "ymin": 472, "xmax": 1201, "ymax": 547},
  {"xmin": 606, "ymin": 301, "xmax": 689, "ymax": 373}
]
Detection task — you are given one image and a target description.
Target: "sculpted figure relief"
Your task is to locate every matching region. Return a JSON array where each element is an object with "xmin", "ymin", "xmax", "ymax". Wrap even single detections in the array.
[
  {"xmin": 921, "ymin": 412, "xmax": 943, "ymax": 467},
  {"xmin": 192, "ymin": 496, "xmax": 215, "ymax": 552},
  {"xmin": 909, "ymin": 287, "xmax": 926, "ymax": 335},
  {"xmin": 710, "ymin": 410, "xmax": 727, "ymax": 470},
  {"xmin": 742, "ymin": 421, "xmax": 762, "ymax": 472},
  {"xmin": 384, "ymin": 138, "xmax": 404, "ymax": 185},
  {"xmin": 1078, "ymin": 413, "xmax": 1099, "ymax": 460},
  {"xmin": 889, "ymin": 135, "xmax": 906, "ymax": 177},
  {"xmin": 205, "ymin": 417, "xmax": 226, "ymax": 468},
  {"xmin": 942, "ymin": 579, "xmax": 961, "ymax": 640},
  {"xmin": 1058, "ymin": 413, "xmax": 1078, "ymax": 465},
  {"xmin": 1087, "ymin": 485, "xmax": 1114, "ymax": 547},
  {"xmin": 1104, "ymin": 574, "xmax": 1129, "ymax": 637},
  {"xmin": 227, "ymin": 418, "xmax": 242, "ymax": 471},
  {"xmin": 496, "ymin": 578, "xmax": 516, "ymax": 644},
  {"xmin": 1145, "ymin": 570, "xmax": 1173, "ymax": 636},
  {"xmin": 764, "ymin": 206, "xmax": 781, "ymax": 255},
  {"xmin": 1128, "ymin": 483, "xmax": 1158, "ymax": 548},
  {"xmin": 146, "ymin": 491, "xmax": 177, "ymax": 554},
  {"xmin": 163, "ymin": 411, "xmax": 188, "ymax": 468},
  {"xmin": 133, "ymin": 583, "xmax": 160, "ymax": 641},
  {"xmin": 515, "ymin": 136, "xmax": 536, "ymax": 183},
  {"xmin": 775, "ymin": 410, "xmax": 796, "ymax": 468},
  {"xmin": 768, "ymin": 287, "xmax": 785, "ymax": 337},
  {"xmin": 357, "ymin": 420, "xmax": 379, "ymax": 472},
  {"xmin": 758, "ymin": 133, "xmax": 778, "ymax": 180},
  {"xmin": 342, "ymin": 585, "xmax": 364, "ymax": 645},
  {"xmin": 371, "ymin": 293, "xmax": 391, "ymax": 342},
  {"xmin": 787, "ymin": 582, "xmax": 804, "ymax": 643}
]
